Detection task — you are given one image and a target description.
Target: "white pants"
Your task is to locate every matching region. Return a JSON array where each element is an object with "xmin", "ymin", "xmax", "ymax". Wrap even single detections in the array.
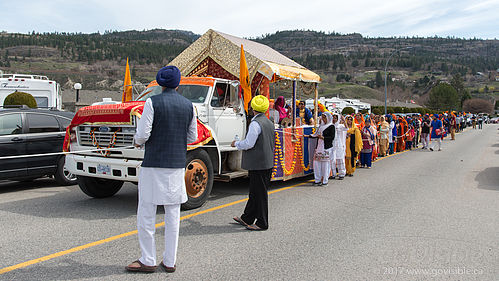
[
  {"xmin": 421, "ymin": 133, "xmax": 430, "ymax": 148},
  {"xmin": 430, "ymin": 138, "xmax": 441, "ymax": 151},
  {"xmin": 138, "ymin": 201, "xmax": 181, "ymax": 267},
  {"xmin": 331, "ymin": 158, "xmax": 346, "ymax": 177},
  {"xmin": 329, "ymin": 149, "xmax": 337, "ymax": 178},
  {"xmin": 313, "ymin": 160, "xmax": 330, "ymax": 184}
]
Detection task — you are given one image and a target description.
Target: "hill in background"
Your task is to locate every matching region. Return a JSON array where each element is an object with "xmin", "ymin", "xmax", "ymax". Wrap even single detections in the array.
[{"xmin": 0, "ymin": 29, "xmax": 497, "ymax": 106}]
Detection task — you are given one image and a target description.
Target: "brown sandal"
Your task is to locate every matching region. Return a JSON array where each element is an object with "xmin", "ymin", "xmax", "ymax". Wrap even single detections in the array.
[
  {"xmin": 160, "ymin": 261, "xmax": 176, "ymax": 273},
  {"xmin": 126, "ymin": 260, "xmax": 157, "ymax": 273},
  {"xmin": 233, "ymin": 216, "xmax": 248, "ymax": 226},
  {"xmin": 245, "ymin": 224, "xmax": 266, "ymax": 231}
]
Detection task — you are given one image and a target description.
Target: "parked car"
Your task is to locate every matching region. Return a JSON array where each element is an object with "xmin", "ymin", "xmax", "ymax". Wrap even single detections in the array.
[{"xmin": 0, "ymin": 106, "xmax": 76, "ymax": 185}]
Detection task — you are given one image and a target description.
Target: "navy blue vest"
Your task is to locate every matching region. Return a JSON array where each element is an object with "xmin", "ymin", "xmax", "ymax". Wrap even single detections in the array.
[{"xmin": 142, "ymin": 89, "xmax": 194, "ymax": 169}]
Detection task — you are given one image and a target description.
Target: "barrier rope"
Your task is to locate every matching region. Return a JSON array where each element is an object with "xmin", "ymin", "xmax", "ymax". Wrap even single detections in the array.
[{"xmin": 0, "ymin": 144, "xmax": 221, "ymax": 160}]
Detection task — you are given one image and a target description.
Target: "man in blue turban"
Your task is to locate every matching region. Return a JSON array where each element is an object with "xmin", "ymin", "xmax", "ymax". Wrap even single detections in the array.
[
  {"xmin": 127, "ymin": 66, "xmax": 197, "ymax": 273},
  {"xmin": 156, "ymin": 66, "xmax": 181, "ymax": 88}
]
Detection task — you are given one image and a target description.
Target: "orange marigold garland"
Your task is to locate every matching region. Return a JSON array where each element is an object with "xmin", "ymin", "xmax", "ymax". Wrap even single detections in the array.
[
  {"xmin": 273, "ymin": 130, "xmax": 311, "ymax": 177},
  {"xmin": 89, "ymin": 128, "xmax": 120, "ymax": 157}
]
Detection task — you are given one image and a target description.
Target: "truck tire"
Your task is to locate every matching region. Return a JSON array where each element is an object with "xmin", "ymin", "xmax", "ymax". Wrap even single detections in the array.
[
  {"xmin": 182, "ymin": 149, "xmax": 213, "ymax": 210},
  {"xmin": 77, "ymin": 176, "xmax": 123, "ymax": 198},
  {"xmin": 54, "ymin": 156, "xmax": 78, "ymax": 186}
]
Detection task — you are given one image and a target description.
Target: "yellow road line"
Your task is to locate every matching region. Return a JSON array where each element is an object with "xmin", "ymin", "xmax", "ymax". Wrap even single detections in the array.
[
  {"xmin": 374, "ymin": 149, "xmax": 409, "ymax": 162},
  {"xmin": 0, "ymin": 181, "xmax": 310, "ymax": 275}
]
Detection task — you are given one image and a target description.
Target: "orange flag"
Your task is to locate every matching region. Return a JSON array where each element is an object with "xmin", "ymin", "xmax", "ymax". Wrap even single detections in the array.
[
  {"xmin": 239, "ymin": 45, "xmax": 252, "ymax": 112},
  {"xmin": 121, "ymin": 57, "xmax": 132, "ymax": 102}
]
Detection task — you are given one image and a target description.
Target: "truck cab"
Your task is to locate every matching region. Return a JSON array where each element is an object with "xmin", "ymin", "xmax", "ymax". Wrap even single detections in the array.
[{"xmin": 136, "ymin": 77, "xmax": 246, "ymax": 149}]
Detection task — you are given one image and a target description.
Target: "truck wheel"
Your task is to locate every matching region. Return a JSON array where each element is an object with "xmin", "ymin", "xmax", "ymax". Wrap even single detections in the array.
[
  {"xmin": 54, "ymin": 156, "xmax": 78, "ymax": 186},
  {"xmin": 77, "ymin": 176, "xmax": 123, "ymax": 198},
  {"xmin": 182, "ymin": 149, "xmax": 213, "ymax": 210}
]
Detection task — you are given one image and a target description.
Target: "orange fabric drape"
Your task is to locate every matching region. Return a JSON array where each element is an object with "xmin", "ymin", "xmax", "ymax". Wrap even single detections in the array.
[
  {"xmin": 121, "ymin": 57, "xmax": 132, "ymax": 102},
  {"xmin": 239, "ymin": 45, "xmax": 252, "ymax": 113}
]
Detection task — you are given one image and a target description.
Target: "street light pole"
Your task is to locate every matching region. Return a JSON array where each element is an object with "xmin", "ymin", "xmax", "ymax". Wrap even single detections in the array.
[
  {"xmin": 384, "ymin": 47, "xmax": 412, "ymax": 115},
  {"xmin": 74, "ymin": 83, "xmax": 82, "ymax": 103}
]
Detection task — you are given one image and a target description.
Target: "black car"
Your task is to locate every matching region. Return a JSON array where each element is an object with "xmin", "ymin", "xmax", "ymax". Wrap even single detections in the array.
[{"xmin": 0, "ymin": 107, "xmax": 76, "ymax": 185}]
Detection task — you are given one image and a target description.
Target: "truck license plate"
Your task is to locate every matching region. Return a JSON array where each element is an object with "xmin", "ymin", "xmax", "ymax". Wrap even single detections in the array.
[{"xmin": 97, "ymin": 164, "xmax": 111, "ymax": 175}]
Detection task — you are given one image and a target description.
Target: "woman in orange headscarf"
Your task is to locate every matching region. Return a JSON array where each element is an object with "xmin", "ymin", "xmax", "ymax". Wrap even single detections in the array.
[
  {"xmin": 354, "ymin": 112, "xmax": 365, "ymax": 130},
  {"xmin": 345, "ymin": 115, "xmax": 363, "ymax": 176}
]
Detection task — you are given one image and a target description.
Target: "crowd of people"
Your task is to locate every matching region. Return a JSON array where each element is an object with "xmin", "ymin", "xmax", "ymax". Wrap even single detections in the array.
[
  {"xmin": 270, "ymin": 96, "xmax": 475, "ymax": 186},
  {"xmin": 306, "ymin": 110, "xmax": 473, "ymax": 185},
  {"xmin": 270, "ymin": 96, "xmax": 473, "ymax": 186}
]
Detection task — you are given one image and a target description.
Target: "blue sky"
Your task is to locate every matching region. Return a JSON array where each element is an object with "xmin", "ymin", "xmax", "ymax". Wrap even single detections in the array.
[{"xmin": 0, "ymin": 0, "xmax": 497, "ymax": 39}]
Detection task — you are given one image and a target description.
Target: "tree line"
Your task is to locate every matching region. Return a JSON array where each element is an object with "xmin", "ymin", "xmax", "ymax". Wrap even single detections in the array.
[{"xmin": 0, "ymin": 31, "xmax": 192, "ymax": 65}]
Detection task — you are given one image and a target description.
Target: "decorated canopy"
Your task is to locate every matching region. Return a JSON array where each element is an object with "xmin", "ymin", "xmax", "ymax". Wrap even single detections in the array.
[{"xmin": 169, "ymin": 29, "xmax": 321, "ymax": 89}]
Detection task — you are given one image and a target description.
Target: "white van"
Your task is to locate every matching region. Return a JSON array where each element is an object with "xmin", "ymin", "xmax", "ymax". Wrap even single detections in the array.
[{"xmin": 0, "ymin": 74, "xmax": 61, "ymax": 109}]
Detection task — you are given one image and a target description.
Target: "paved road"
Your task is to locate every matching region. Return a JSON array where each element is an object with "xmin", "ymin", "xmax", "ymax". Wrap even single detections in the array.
[{"xmin": 0, "ymin": 125, "xmax": 498, "ymax": 280}]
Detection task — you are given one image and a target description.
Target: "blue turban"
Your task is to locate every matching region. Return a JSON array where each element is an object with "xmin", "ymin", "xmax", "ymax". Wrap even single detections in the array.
[{"xmin": 156, "ymin": 66, "xmax": 181, "ymax": 88}]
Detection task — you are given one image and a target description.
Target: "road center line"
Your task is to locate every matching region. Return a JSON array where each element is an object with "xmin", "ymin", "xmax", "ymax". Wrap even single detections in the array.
[{"xmin": 0, "ymin": 181, "xmax": 310, "ymax": 275}]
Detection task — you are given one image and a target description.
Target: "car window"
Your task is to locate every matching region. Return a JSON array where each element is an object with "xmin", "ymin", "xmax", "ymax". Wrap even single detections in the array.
[
  {"xmin": 27, "ymin": 113, "xmax": 60, "ymax": 133},
  {"xmin": 0, "ymin": 114, "xmax": 23, "ymax": 136},
  {"xmin": 34, "ymin": 97, "xmax": 49, "ymax": 108}
]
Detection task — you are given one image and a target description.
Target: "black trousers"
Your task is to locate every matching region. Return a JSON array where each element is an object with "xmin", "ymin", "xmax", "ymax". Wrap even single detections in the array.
[{"xmin": 241, "ymin": 169, "xmax": 272, "ymax": 229}]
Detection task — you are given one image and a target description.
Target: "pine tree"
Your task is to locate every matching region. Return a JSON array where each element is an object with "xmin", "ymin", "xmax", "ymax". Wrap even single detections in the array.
[{"xmin": 375, "ymin": 71, "xmax": 383, "ymax": 88}]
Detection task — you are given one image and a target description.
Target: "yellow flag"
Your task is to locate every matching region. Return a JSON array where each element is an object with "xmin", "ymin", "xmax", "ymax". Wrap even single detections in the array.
[
  {"xmin": 239, "ymin": 45, "xmax": 252, "ymax": 112},
  {"xmin": 122, "ymin": 57, "xmax": 132, "ymax": 102}
]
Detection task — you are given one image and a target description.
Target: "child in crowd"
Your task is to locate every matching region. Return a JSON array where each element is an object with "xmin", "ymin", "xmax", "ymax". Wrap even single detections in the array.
[{"xmin": 406, "ymin": 125, "xmax": 415, "ymax": 150}]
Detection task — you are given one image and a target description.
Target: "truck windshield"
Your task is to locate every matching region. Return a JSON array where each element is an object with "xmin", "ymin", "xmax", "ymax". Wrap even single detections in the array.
[{"xmin": 136, "ymin": 85, "xmax": 209, "ymax": 103}]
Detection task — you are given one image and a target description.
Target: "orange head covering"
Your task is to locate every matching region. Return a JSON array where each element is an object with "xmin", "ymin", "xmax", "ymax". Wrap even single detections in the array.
[
  {"xmin": 318, "ymin": 102, "xmax": 328, "ymax": 113},
  {"xmin": 354, "ymin": 113, "xmax": 365, "ymax": 129}
]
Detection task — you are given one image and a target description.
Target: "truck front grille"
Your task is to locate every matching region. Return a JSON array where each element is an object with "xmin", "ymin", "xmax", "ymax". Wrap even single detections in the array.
[{"xmin": 78, "ymin": 127, "xmax": 135, "ymax": 147}]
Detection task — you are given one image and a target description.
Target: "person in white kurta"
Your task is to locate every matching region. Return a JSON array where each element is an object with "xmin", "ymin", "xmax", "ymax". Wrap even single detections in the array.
[
  {"xmin": 129, "ymin": 95, "xmax": 197, "ymax": 271},
  {"xmin": 307, "ymin": 112, "xmax": 334, "ymax": 185},
  {"xmin": 331, "ymin": 114, "xmax": 348, "ymax": 179},
  {"xmin": 388, "ymin": 117, "xmax": 395, "ymax": 154}
]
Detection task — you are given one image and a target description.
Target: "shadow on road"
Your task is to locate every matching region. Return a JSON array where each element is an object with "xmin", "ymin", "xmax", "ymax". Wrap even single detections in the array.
[
  {"xmin": 0, "ymin": 258, "xmax": 129, "ymax": 281},
  {"xmin": 0, "ymin": 175, "xmax": 312, "ymax": 221},
  {"xmin": 0, "ymin": 183, "xmax": 139, "ymax": 220},
  {"xmin": 475, "ymin": 167, "xmax": 499, "ymax": 191},
  {"xmin": 179, "ymin": 219, "xmax": 246, "ymax": 236},
  {"xmin": 0, "ymin": 178, "xmax": 65, "ymax": 194}
]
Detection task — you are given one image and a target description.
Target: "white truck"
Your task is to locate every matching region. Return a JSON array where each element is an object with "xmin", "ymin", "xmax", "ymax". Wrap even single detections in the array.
[
  {"xmin": 0, "ymin": 73, "xmax": 62, "ymax": 109},
  {"xmin": 65, "ymin": 77, "xmax": 250, "ymax": 209}
]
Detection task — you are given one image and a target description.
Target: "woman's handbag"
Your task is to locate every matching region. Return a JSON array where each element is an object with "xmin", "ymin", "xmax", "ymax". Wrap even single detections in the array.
[
  {"xmin": 435, "ymin": 128, "xmax": 442, "ymax": 136},
  {"xmin": 314, "ymin": 150, "xmax": 330, "ymax": 161}
]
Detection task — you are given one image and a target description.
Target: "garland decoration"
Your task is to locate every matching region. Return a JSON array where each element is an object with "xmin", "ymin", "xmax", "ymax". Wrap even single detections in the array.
[
  {"xmin": 272, "ymin": 130, "xmax": 311, "ymax": 178},
  {"xmin": 89, "ymin": 128, "xmax": 121, "ymax": 157}
]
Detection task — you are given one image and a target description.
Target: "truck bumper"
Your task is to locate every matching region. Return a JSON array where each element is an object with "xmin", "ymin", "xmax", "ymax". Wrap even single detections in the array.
[{"xmin": 66, "ymin": 154, "xmax": 141, "ymax": 182}]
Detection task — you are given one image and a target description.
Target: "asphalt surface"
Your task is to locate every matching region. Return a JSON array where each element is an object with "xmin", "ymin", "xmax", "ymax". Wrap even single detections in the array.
[{"xmin": 0, "ymin": 124, "xmax": 498, "ymax": 280}]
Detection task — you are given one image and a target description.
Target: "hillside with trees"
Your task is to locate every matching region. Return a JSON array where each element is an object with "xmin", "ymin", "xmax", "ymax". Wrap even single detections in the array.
[{"xmin": 0, "ymin": 29, "xmax": 497, "ymax": 109}]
